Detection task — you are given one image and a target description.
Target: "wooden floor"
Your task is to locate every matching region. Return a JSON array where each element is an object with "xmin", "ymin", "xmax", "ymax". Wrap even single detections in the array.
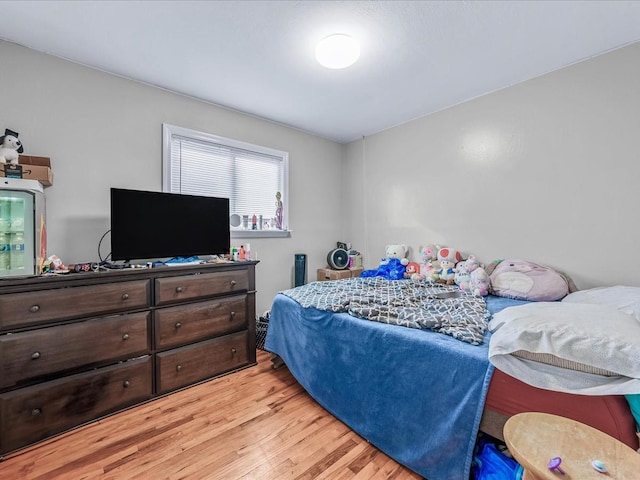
[{"xmin": 0, "ymin": 351, "xmax": 423, "ymax": 480}]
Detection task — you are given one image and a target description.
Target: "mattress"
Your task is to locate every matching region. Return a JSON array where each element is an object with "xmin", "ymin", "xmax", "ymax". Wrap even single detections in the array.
[
  {"xmin": 483, "ymin": 295, "xmax": 639, "ymax": 450},
  {"xmin": 485, "ymin": 366, "xmax": 639, "ymax": 449}
]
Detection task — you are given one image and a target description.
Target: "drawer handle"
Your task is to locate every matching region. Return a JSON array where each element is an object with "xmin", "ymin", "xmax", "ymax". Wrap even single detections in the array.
[
  {"xmin": 230, "ymin": 311, "xmax": 236, "ymax": 319},
  {"xmin": 30, "ymin": 305, "xmax": 40, "ymax": 313},
  {"xmin": 231, "ymin": 348, "xmax": 237, "ymax": 355},
  {"xmin": 122, "ymin": 293, "xmax": 129, "ymax": 300},
  {"xmin": 230, "ymin": 280, "xmax": 237, "ymax": 287},
  {"xmin": 175, "ymin": 322, "xmax": 182, "ymax": 329},
  {"xmin": 123, "ymin": 380, "xmax": 130, "ymax": 388},
  {"xmin": 122, "ymin": 333, "xmax": 130, "ymax": 340},
  {"xmin": 32, "ymin": 408, "xmax": 42, "ymax": 416},
  {"xmin": 175, "ymin": 286, "xmax": 183, "ymax": 293},
  {"xmin": 31, "ymin": 351, "xmax": 41, "ymax": 360},
  {"xmin": 176, "ymin": 364, "xmax": 182, "ymax": 372}
]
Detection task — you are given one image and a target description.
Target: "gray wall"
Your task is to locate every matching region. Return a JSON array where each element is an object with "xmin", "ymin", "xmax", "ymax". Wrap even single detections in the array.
[
  {"xmin": 344, "ymin": 42, "xmax": 640, "ymax": 288},
  {"xmin": 1, "ymin": 40, "xmax": 344, "ymax": 314},
  {"xmin": 3, "ymin": 38, "xmax": 639, "ymax": 314}
]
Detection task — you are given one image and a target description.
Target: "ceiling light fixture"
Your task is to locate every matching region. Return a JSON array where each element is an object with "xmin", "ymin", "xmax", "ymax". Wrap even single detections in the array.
[{"xmin": 315, "ymin": 34, "xmax": 360, "ymax": 69}]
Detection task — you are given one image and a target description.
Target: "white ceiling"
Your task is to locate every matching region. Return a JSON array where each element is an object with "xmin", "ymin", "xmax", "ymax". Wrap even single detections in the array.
[{"xmin": 2, "ymin": 1, "xmax": 640, "ymax": 143}]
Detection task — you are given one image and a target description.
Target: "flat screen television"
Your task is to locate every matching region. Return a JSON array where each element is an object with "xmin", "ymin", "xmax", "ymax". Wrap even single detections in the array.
[{"xmin": 110, "ymin": 188, "xmax": 230, "ymax": 262}]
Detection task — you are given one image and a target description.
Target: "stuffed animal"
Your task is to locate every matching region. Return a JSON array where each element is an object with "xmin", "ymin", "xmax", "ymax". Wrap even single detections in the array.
[
  {"xmin": 0, "ymin": 129, "xmax": 24, "ymax": 165},
  {"xmin": 454, "ymin": 261, "xmax": 471, "ymax": 290},
  {"xmin": 455, "ymin": 255, "xmax": 480, "ymax": 290},
  {"xmin": 418, "ymin": 244, "xmax": 441, "ymax": 283},
  {"xmin": 437, "ymin": 247, "xmax": 462, "ymax": 285},
  {"xmin": 469, "ymin": 267, "xmax": 491, "ymax": 296},
  {"xmin": 360, "ymin": 244, "xmax": 409, "ymax": 280},
  {"xmin": 463, "ymin": 255, "xmax": 481, "ymax": 274},
  {"xmin": 386, "ymin": 244, "xmax": 409, "ymax": 266},
  {"xmin": 489, "ymin": 259, "xmax": 569, "ymax": 301},
  {"xmin": 404, "ymin": 261, "xmax": 422, "ymax": 280}
]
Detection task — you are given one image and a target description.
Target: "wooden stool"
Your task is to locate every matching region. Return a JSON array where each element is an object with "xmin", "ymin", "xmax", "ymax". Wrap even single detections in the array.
[{"xmin": 504, "ymin": 412, "xmax": 640, "ymax": 479}]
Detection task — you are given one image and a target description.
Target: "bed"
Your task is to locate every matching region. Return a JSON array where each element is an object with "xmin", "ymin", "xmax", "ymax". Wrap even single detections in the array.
[{"xmin": 263, "ymin": 277, "xmax": 638, "ymax": 480}]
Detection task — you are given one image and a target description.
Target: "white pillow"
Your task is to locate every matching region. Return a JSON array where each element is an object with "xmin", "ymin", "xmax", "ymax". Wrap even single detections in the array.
[
  {"xmin": 489, "ymin": 302, "xmax": 640, "ymax": 380},
  {"xmin": 562, "ymin": 285, "xmax": 640, "ymax": 322}
]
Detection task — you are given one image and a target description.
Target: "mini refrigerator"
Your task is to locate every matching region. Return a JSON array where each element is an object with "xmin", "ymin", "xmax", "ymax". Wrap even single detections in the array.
[{"xmin": 0, "ymin": 178, "xmax": 46, "ymax": 277}]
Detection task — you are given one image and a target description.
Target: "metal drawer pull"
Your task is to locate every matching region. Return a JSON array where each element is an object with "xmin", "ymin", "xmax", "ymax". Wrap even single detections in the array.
[
  {"xmin": 122, "ymin": 293, "xmax": 129, "ymax": 300},
  {"xmin": 122, "ymin": 333, "xmax": 130, "ymax": 340},
  {"xmin": 32, "ymin": 408, "xmax": 41, "ymax": 416},
  {"xmin": 30, "ymin": 305, "xmax": 40, "ymax": 313},
  {"xmin": 31, "ymin": 351, "xmax": 41, "ymax": 360},
  {"xmin": 175, "ymin": 286, "xmax": 183, "ymax": 293},
  {"xmin": 123, "ymin": 380, "xmax": 130, "ymax": 388},
  {"xmin": 175, "ymin": 322, "xmax": 182, "ymax": 329},
  {"xmin": 176, "ymin": 364, "xmax": 182, "ymax": 372},
  {"xmin": 230, "ymin": 311, "xmax": 236, "ymax": 319},
  {"xmin": 231, "ymin": 348, "xmax": 237, "ymax": 355},
  {"xmin": 230, "ymin": 280, "xmax": 237, "ymax": 287}
]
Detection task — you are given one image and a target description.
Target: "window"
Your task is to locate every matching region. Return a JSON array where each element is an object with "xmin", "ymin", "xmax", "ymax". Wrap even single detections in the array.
[{"xmin": 162, "ymin": 124, "xmax": 289, "ymax": 238}]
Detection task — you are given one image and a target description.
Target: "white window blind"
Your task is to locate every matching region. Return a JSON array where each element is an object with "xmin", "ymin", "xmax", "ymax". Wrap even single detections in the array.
[{"xmin": 162, "ymin": 124, "xmax": 289, "ymax": 238}]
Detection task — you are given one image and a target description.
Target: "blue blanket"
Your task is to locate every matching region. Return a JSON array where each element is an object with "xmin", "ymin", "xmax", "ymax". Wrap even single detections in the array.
[{"xmin": 265, "ymin": 293, "xmax": 521, "ymax": 479}]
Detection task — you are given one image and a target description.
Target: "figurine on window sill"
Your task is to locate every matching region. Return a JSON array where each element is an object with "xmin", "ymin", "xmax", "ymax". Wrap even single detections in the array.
[{"xmin": 275, "ymin": 191, "xmax": 283, "ymax": 230}]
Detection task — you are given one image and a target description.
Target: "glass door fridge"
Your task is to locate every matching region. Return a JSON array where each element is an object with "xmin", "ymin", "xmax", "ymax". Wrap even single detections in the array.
[{"xmin": 0, "ymin": 178, "xmax": 46, "ymax": 277}]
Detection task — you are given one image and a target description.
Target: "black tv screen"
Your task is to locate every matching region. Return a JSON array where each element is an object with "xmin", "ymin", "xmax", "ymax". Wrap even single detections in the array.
[{"xmin": 110, "ymin": 188, "xmax": 230, "ymax": 261}]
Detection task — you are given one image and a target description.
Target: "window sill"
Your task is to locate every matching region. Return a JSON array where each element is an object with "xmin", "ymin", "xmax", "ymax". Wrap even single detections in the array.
[{"xmin": 231, "ymin": 229, "xmax": 291, "ymax": 239}]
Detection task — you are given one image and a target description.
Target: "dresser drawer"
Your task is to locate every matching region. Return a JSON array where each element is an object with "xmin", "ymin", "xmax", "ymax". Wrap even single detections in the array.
[
  {"xmin": 155, "ymin": 271, "xmax": 248, "ymax": 306},
  {"xmin": 156, "ymin": 331, "xmax": 249, "ymax": 394},
  {"xmin": 155, "ymin": 295, "xmax": 247, "ymax": 350},
  {"xmin": 0, "ymin": 312, "xmax": 150, "ymax": 389},
  {"xmin": 0, "ymin": 280, "xmax": 151, "ymax": 331},
  {"xmin": 0, "ymin": 356, "xmax": 152, "ymax": 455}
]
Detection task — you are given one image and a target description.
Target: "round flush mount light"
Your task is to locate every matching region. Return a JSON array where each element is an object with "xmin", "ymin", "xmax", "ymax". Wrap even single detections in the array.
[{"xmin": 315, "ymin": 34, "xmax": 360, "ymax": 69}]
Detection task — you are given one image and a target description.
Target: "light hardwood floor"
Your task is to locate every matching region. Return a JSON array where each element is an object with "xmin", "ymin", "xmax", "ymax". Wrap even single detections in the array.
[{"xmin": 0, "ymin": 351, "xmax": 423, "ymax": 480}]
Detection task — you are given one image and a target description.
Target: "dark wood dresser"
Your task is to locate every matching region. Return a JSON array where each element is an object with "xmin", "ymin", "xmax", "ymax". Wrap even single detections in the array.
[{"xmin": 0, "ymin": 261, "xmax": 257, "ymax": 457}]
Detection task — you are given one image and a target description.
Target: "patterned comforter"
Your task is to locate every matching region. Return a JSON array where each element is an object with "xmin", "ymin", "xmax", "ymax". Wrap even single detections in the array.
[{"xmin": 281, "ymin": 277, "xmax": 490, "ymax": 344}]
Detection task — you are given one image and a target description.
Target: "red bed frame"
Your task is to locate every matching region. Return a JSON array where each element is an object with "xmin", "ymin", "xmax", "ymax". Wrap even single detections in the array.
[{"xmin": 480, "ymin": 368, "xmax": 638, "ymax": 450}]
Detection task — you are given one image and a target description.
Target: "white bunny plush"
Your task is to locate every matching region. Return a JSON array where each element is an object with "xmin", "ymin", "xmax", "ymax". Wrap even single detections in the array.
[{"xmin": 0, "ymin": 128, "xmax": 24, "ymax": 164}]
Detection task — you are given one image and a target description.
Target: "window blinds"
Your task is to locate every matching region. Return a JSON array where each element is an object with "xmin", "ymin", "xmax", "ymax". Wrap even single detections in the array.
[{"xmin": 169, "ymin": 134, "xmax": 286, "ymax": 224}]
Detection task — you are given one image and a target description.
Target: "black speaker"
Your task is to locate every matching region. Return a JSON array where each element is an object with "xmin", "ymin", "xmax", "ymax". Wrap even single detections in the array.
[
  {"xmin": 294, "ymin": 253, "xmax": 307, "ymax": 287},
  {"xmin": 327, "ymin": 248, "xmax": 349, "ymax": 270}
]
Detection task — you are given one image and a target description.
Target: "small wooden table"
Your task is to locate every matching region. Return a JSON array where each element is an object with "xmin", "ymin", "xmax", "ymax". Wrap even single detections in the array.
[{"xmin": 504, "ymin": 412, "xmax": 640, "ymax": 480}]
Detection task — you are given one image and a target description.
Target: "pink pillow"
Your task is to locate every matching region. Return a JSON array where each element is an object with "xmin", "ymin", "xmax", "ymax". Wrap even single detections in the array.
[{"xmin": 489, "ymin": 259, "xmax": 569, "ymax": 301}]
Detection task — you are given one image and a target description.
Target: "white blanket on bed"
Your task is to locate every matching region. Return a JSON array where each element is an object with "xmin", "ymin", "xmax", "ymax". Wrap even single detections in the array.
[{"xmin": 488, "ymin": 302, "xmax": 640, "ymax": 395}]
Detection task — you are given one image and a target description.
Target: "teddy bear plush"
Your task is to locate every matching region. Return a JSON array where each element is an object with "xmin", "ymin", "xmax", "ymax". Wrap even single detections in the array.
[
  {"xmin": 360, "ymin": 244, "xmax": 409, "ymax": 280},
  {"xmin": 0, "ymin": 129, "xmax": 24, "ymax": 165}
]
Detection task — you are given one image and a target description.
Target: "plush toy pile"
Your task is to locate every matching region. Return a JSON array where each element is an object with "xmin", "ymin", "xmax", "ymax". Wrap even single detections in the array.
[
  {"xmin": 360, "ymin": 243, "xmax": 492, "ymax": 296},
  {"xmin": 356, "ymin": 244, "xmax": 580, "ymax": 302}
]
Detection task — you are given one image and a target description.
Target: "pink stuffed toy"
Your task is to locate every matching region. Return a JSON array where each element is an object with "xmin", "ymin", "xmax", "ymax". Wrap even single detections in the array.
[
  {"xmin": 418, "ymin": 244, "xmax": 441, "ymax": 283},
  {"xmin": 469, "ymin": 267, "xmax": 491, "ymax": 296}
]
